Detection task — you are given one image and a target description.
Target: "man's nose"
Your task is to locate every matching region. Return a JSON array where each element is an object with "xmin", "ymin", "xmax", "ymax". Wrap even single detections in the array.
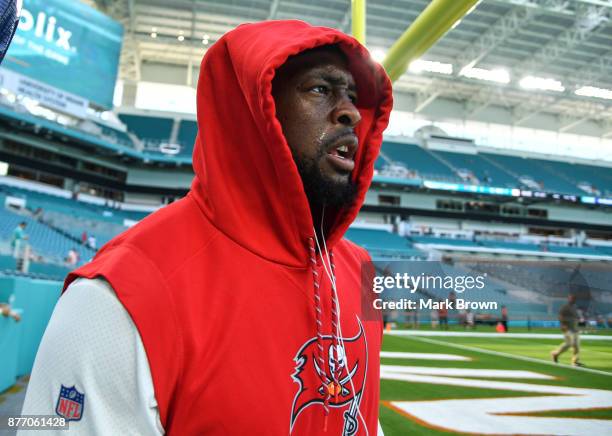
[{"xmin": 332, "ymin": 96, "xmax": 361, "ymax": 127}]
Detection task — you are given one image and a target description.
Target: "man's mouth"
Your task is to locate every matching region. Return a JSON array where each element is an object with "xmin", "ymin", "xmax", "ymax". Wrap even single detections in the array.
[{"xmin": 326, "ymin": 134, "xmax": 358, "ymax": 172}]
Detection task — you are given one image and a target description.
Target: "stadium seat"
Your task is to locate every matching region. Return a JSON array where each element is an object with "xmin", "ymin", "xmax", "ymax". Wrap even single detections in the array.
[
  {"xmin": 430, "ymin": 150, "xmax": 519, "ymax": 188},
  {"xmin": 380, "ymin": 142, "xmax": 460, "ymax": 182},
  {"xmin": 345, "ymin": 228, "xmax": 426, "ymax": 259},
  {"xmin": 176, "ymin": 120, "xmax": 198, "ymax": 157},
  {"xmin": 119, "ymin": 114, "xmax": 174, "ymax": 148},
  {"xmin": 481, "ymin": 153, "xmax": 583, "ymax": 195}
]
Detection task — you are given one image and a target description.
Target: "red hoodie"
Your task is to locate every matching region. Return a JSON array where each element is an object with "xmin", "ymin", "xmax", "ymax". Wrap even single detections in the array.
[{"xmin": 64, "ymin": 20, "xmax": 392, "ymax": 435}]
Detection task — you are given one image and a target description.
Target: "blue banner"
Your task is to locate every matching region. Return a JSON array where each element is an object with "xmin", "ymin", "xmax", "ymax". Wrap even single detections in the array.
[{"xmin": 3, "ymin": 0, "xmax": 123, "ymax": 109}]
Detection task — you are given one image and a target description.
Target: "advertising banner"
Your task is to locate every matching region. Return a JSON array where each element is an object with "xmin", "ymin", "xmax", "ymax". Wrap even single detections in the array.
[
  {"xmin": 0, "ymin": 67, "xmax": 88, "ymax": 118},
  {"xmin": 3, "ymin": 0, "xmax": 123, "ymax": 109}
]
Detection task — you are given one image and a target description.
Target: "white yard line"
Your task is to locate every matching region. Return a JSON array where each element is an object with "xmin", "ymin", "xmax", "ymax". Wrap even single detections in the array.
[
  {"xmin": 387, "ymin": 330, "xmax": 612, "ymax": 341},
  {"xmin": 382, "ymin": 365, "xmax": 612, "ymax": 434},
  {"xmin": 389, "ymin": 395, "xmax": 612, "ymax": 436},
  {"xmin": 380, "ymin": 351, "xmax": 470, "ymax": 361},
  {"xmin": 397, "ymin": 334, "xmax": 612, "ymax": 377},
  {"xmin": 381, "ymin": 365, "xmax": 554, "ymax": 379}
]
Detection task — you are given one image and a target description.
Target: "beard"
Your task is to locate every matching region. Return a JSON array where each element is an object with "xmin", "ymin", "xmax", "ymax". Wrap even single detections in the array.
[{"xmin": 294, "ymin": 148, "xmax": 358, "ymax": 209}]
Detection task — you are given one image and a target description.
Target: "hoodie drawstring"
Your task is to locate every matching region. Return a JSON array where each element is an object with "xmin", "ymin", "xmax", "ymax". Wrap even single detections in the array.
[{"xmin": 308, "ymin": 237, "xmax": 341, "ymax": 432}]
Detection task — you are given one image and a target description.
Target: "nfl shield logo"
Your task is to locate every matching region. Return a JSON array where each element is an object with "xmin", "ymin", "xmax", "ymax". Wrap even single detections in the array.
[{"xmin": 55, "ymin": 385, "xmax": 85, "ymax": 421}]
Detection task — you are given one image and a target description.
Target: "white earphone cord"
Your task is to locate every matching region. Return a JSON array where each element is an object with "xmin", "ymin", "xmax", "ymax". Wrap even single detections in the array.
[{"xmin": 312, "ymin": 206, "xmax": 370, "ymax": 436}]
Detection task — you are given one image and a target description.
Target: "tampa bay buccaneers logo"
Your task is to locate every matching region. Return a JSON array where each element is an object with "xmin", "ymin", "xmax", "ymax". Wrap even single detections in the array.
[{"xmin": 290, "ymin": 318, "xmax": 368, "ymax": 435}]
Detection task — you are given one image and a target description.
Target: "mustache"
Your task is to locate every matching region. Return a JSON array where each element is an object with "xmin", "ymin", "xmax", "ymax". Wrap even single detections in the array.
[{"xmin": 320, "ymin": 128, "xmax": 357, "ymax": 150}]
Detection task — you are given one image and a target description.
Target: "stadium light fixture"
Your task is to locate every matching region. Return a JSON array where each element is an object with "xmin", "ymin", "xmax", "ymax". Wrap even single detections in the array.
[
  {"xmin": 519, "ymin": 76, "xmax": 565, "ymax": 92},
  {"xmin": 575, "ymin": 85, "xmax": 612, "ymax": 100},
  {"xmin": 409, "ymin": 59, "xmax": 453, "ymax": 75},
  {"xmin": 459, "ymin": 66, "xmax": 510, "ymax": 84}
]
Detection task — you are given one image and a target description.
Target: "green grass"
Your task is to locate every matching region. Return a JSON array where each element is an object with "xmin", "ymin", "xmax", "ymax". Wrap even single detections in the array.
[
  {"xmin": 429, "ymin": 336, "xmax": 612, "ymax": 373},
  {"xmin": 378, "ymin": 333, "xmax": 612, "ymax": 435},
  {"xmin": 379, "ymin": 403, "xmax": 465, "ymax": 436},
  {"xmin": 397, "ymin": 324, "xmax": 612, "ymax": 336}
]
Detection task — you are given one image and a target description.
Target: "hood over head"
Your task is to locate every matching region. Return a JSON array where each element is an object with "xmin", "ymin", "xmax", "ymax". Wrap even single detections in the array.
[{"xmin": 190, "ymin": 20, "xmax": 393, "ymax": 267}]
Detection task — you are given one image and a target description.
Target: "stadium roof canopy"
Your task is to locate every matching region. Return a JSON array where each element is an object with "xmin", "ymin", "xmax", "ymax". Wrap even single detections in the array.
[{"xmin": 91, "ymin": 0, "xmax": 612, "ymax": 136}]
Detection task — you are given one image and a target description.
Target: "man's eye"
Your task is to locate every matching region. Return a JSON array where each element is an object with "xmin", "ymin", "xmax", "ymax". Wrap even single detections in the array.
[
  {"xmin": 349, "ymin": 94, "xmax": 358, "ymax": 104},
  {"xmin": 310, "ymin": 85, "xmax": 329, "ymax": 94}
]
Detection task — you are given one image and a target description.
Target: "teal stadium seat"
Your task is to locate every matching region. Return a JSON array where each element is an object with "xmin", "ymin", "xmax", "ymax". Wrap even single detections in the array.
[
  {"xmin": 119, "ymin": 114, "xmax": 174, "ymax": 146},
  {"xmin": 478, "ymin": 240, "xmax": 541, "ymax": 251},
  {"xmin": 380, "ymin": 142, "xmax": 459, "ymax": 182},
  {"xmin": 176, "ymin": 120, "xmax": 198, "ymax": 157},
  {"xmin": 409, "ymin": 235, "xmax": 479, "ymax": 247},
  {"xmin": 545, "ymin": 245, "xmax": 604, "ymax": 256},
  {"xmin": 345, "ymin": 228, "xmax": 425, "ymax": 259},
  {"xmin": 431, "ymin": 150, "xmax": 519, "ymax": 188},
  {"xmin": 94, "ymin": 122, "xmax": 135, "ymax": 148},
  {"xmin": 532, "ymin": 159, "xmax": 612, "ymax": 196},
  {"xmin": 481, "ymin": 153, "xmax": 583, "ymax": 195}
]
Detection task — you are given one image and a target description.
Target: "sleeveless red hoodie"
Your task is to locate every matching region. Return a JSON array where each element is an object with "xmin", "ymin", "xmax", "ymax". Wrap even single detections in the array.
[{"xmin": 64, "ymin": 20, "xmax": 392, "ymax": 435}]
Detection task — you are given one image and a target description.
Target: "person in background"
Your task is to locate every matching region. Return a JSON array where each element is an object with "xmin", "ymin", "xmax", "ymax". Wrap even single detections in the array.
[
  {"xmin": 1, "ymin": 301, "xmax": 21, "ymax": 322},
  {"xmin": 81, "ymin": 231, "xmax": 88, "ymax": 246},
  {"xmin": 465, "ymin": 309, "xmax": 475, "ymax": 329},
  {"xmin": 438, "ymin": 302, "xmax": 448, "ymax": 330},
  {"xmin": 11, "ymin": 221, "xmax": 27, "ymax": 258},
  {"xmin": 65, "ymin": 248, "xmax": 79, "ymax": 266},
  {"xmin": 430, "ymin": 307, "xmax": 439, "ymax": 329},
  {"xmin": 501, "ymin": 305, "xmax": 508, "ymax": 332},
  {"xmin": 551, "ymin": 294, "xmax": 583, "ymax": 367},
  {"xmin": 87, "ymin": 235, "xmax": 97, "ymax": 250},
  {"xmin": 0, "ymin": 0, "xmax": 20, "ymax": 64}
]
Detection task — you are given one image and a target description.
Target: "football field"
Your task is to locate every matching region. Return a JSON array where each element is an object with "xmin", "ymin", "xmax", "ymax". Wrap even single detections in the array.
[{"xmin": 378, "ymin": 329, "xmax": 612, "ymax": 435}]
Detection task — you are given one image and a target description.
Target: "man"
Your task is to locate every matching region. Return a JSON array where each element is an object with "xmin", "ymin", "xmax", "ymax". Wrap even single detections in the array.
[
  {"xmin": 65, "ymin": 248, "xmax": 79, "ymax": 266},
  {"xmin": 0, "ymin": 0, "xmax": 20, "ymax": 64},
  {"xmin": 19, "ymin": 20, "xmax": 392, "ymax": 435},
  {"xmin": 87, "ymin": 234, "xmax": 96, "ymax": 250},
  {"xmin": 1, "ymin": 301, "xmax": 21, "ymax": 322},
  {"xmin": 501, "ymin": 305, "xmax": 508, "ymax": 332},
  {"xmin": 551, "ymin": 294, "xmax": 583, "ymax": 366},
  {"xmin": 11, "ymin": 221, "xmax": 27, "ymax": 258}
]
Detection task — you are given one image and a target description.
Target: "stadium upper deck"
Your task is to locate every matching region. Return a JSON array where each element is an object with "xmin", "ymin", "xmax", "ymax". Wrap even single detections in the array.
[{"xmin": 2, "ymin": 94, "xmax": 612, "ymax": 203}]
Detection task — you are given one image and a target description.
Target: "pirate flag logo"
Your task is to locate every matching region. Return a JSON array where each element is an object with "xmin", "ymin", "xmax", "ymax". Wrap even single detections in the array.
[{"xmin": 290, "ymin": 318, "xmax": 368, "ymax": 435}]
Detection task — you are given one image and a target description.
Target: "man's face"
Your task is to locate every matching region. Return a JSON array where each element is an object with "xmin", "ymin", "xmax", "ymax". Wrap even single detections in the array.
[{"xmin": 272, "ymin": 47, "xmax": 361, "ymax": 208}]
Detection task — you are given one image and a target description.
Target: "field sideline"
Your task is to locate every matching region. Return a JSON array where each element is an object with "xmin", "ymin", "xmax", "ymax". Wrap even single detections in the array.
[{"xmin": 378, "ymin": 329, "xmax": 612, "ymax": 435}]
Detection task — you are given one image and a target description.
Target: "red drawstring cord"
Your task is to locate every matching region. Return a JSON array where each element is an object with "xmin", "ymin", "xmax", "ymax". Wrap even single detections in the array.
[
  {"xmin": 308, "ymin": 237, "xmax": 330, "ymax": 430},
  {"xmin": 330, "ymin": 252, "xmax": 341, "ymax": 404},
  {"xmin": 308, "ymin": 239, "xmax": 342, "ymax": 431}
]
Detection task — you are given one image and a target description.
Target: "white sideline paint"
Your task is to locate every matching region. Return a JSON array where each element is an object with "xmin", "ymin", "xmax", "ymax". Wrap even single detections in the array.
[
  {"xmin": 381, "ymin": 365, "xmax": 554, "ymax": 379},
  {"xmin": 380, "ymin": 351, "xmax": 470, "ymax": 361},
  {"xmin": 382, "ymin": 366, "xmax": 612, "ymax": 434},
  {"xmin": 387, "ymin": 330, "xmax": 612, "ymax": 341},
  {"xmin": 405, "ymin": 335, "xmax": 612, "ymax": 377}
]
